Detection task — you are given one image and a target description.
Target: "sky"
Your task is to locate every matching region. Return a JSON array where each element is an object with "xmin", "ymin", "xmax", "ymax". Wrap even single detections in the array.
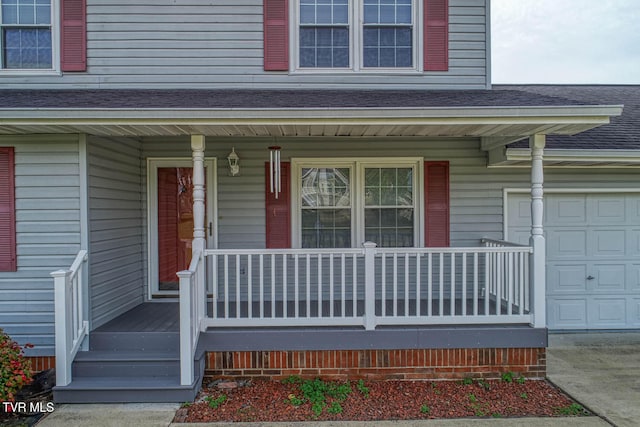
[{"xmin": 491, "ymin": 0, "xmax": 640, "ymax": 84}]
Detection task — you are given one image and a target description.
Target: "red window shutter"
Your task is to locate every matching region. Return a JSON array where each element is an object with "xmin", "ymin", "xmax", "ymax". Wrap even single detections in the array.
[
  {"xmin": 423, "ymin": 0, "xmax": 448, "ymax": 71},
  {"xmin": 61, "ymin": 0, "xmax": 87, "ymax": 72},
  {"xmin": 265, "ymin": 162, "xmax": 291, "ymax": 248},
  {"xmin": 424, "ymin": 161, "xmax": 449, "ymax": 247},
  {"xmin": 0, "ymin": 148, "xmax": 16, "ymax": 272},
  {"xmin": 263, "ymin": 0, "xmax": 289, "ymax": 71}
]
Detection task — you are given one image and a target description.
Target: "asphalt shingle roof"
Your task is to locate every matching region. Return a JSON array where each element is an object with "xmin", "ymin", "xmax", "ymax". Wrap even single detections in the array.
[
  {"xmin": 0, "ymin": 88, "xmax": 590, "ymax": 109},
  {"xmin": 495, "ymin": 85, "xmax": 640, "ymax": 150}
]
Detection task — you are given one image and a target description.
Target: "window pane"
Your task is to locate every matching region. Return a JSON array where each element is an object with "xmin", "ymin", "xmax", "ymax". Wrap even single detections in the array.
[
  {"xmin": 363, "ymin": 167, "xmax": 414, "ymax": 248},
  {"xmin": 299, "ymin": 27, "xmax": 349, "ymax": 68},
  {"xmin": 35, "ymin": 4, "xmax": 50, "ymax": 24},
  {"xmin": 2, "ymin": 5, "xmax": 18, "ymax": 24},
  {"xmin": 3, "ymin": 28, "xmax": 51, "ymax": 68},
  {"xmin": 363, "ymin": 27, "xmax": 412, "ymax": 68}
]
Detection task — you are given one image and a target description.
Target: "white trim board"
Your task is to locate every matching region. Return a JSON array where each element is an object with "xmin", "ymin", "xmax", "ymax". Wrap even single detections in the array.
[{"xmin": 502, "ymin": 187, "xmax": 640, "ymax": 241}]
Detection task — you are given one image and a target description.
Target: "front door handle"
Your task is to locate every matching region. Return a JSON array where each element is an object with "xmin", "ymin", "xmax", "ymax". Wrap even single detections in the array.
[
  {"xmin": 587, "ymin": 275, "xmax": 595, "ymax": 280},
  {"xmin": 208, "ymin": 222, "xmax": 213, "ymax": 236}
]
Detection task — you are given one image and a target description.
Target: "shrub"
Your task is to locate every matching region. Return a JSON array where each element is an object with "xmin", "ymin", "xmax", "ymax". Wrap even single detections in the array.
[{"xmin": 0, "ymin": 328, "xmax": 33, "ymax": 402}]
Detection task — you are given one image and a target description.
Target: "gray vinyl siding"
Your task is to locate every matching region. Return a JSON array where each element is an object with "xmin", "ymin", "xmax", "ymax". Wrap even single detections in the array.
[
  {"xmin": 139, "ymin": 137, "xmax": 639, "ymax": 251},
  {"xmin": 0, "ymin": 135, "xmax": 81, "ymax": 356},
  {"xmin": 87, "ymin": 136, "xmax": 145, "ymax": 328},
  {"xmin": 0, "ymin": 0, "xmax": 489, "ymax": 89}
]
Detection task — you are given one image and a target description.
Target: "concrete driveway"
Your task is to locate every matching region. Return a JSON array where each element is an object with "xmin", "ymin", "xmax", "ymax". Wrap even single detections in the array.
[{"xmin": 547, "ymin": 332, "xmax": 640, "ymax": 427}]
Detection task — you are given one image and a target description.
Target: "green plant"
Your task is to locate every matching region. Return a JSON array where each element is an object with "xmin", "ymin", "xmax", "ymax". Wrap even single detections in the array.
[
  {"xmin": 205, "ymin": 394, "xmax": 227, "ymax": 409},
  {"xmin": 461, "ymin": 377, "xmax": 474, "ymax": 385},
  {"xmin": 0, "ymin": 328, "xmax": 33, "ymax": 402},
  {"xmin": 288, "ymin": 393, "xmax": 304, "ymax": 406},
  {"xmin": 492, "ymin": 412, "xmax": 503, "ymax": 418},
  {"xmin": 282, "ymin": 375, "xmax": 302, "ymax": 385},
  {"xmin": 555, "ymin": 403, "xmax": 586, "ymax": 416},
  {"xmin": 468, "ymin": 393, "xmax": 477, "ymax": 403},
  {"xmin": 420, "ymin": 404, "xmax": 430, "ymax": 414},
  {"xmin": 356, "ymin": 379, "xmax": 370, "ymax": 397},
  {"xmin": 501, "ymin": 371, "xmax": 514, "ymax": 383},
  {"xmin": 327, "ymin": 401, "xmax": 343, "ymax": 414},
  {"xmin": 289, "ymin": 378, "xmax": 356, "ymax": 417},
  {"xmin": 180, "ymin": 401, "xmax": 192, "ymax": 408},
  {"xmin": 520, "ymin": 392, "xmax": 528, "ymax": 400},
  {"xmin": 516, "ymin": 376, "xmax": 526, "ymax": 384}
]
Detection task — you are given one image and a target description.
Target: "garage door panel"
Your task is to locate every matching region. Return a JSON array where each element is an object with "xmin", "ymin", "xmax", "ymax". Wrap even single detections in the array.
[
  {"xmin": 548, "ymin": 299, "xmax": 587, "ymax": 329},
  {"xmin": 590, "ymin": 229, "xmax": 628, "ymax": 257},
  {"xmin": 547, "ymin": 197, "xmax": 587, "ymax": 224},
  {"xmin": 592, "ymin": 264, "xmax": 626, "ymax": 292},
  {"xmin": 589, "ymin": 197, "xmax": 626, "ymax": 224},
  {"xmin": 631, "ymin": 230, "xmax": 640, "ymax": 256},
  {"xmin": 629, "ymin": 264, "xmax": 640, "ymax": 290},
  {"xmin": 547, "ymin": 229, "xmax": 586, "ymax": 258},
  {"xmin": 588, "ymin": 298, "xmax": 627, "ymax": 328},
  {"xmin": 507, "ymin": 198, "xmax": 532, "ymax": 228},
  {"xmin": 547, "ymin": 264, "xmax": 587, "ymax": 293},
  {"xmin": 630, "ymin": 298, "xmax": 640, "ymax": 327}
]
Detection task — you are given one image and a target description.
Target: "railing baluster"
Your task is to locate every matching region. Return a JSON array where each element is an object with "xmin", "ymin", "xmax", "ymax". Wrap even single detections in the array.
[
  {"xmin": 462, "ymin": 252, "xmax": 467, "ymax": 316},
  {"xmin": 485, "ymin": 252, "xmax": 490, "ymax": 316},
  {"xmin": 329, "ymin": 253, "xmax": 334, "ymax": 318},
  {"xmin": 404, "ymin": 253, "xmax": 409, "ymax": 316},
  {"xmin": 416, "ymin": 253, "xmax": 421, "ymax": 316},
  {"xmin": 306, "ymin": 254, "xmax": 311, "ymax": 318},
  {"xmin": 450, "ymin": 253, "xmax": 456, "ymax": 316},
  {"xmin": 317, "ymin": 254, "xmax": 322, "ymax": 317},
  {"xmin": 259, "ymin": 254, "xmax": 264, "ymax": 319},
  {"xmin": 393, "ymin": 253, "xmax": 398, "ymax": 317},
  {"xmin": 427, "ymin": 253, "xmax": 432, "ymax": 317},
  {"xmin": 352, "ymin": 253, "xmax": 357, "ymax": 317},
  {"xmin": 271, "ymin": 254, "xmax": 276, "ymax": 318},
  {"xmin": 381, "ymin": 253, "xmax": 386, "ymax": 316},
  {"xmin": 294, "ymin": 254, "xmax": 299, "ymax": 319},
  {"xmin": 283, "ymin": 254, "xmax": 288, "ymax": 318},
  {"xmin": 439, "ymin": 253, "xmax": 444, "ymax": 316},
  {"xmin": 247, "ymin": 254, "xmax": 252, "ymax": 319},
  {"xmin": 236, "ymin": 254, "xmax": 241, "ymax": 318},
  {"xmin": 224, "ymin": 254, "xmax": 229, "ymax": 319},
  {"xmin": 341, "ymin": 253, "xmax": 346, "ymax": 318},
  {"xmin": 473, "ymin": 252, "xmax": 478, "ymax": 316}
]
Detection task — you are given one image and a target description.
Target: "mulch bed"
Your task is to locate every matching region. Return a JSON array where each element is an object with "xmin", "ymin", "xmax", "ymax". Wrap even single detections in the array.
[
  {"xmin": 0, "ymin": 369, "xmax": 54, "ymax": 427},
  {"xmin": 177, "ymin": 377, "xmax": 589, "ymax": 423}
]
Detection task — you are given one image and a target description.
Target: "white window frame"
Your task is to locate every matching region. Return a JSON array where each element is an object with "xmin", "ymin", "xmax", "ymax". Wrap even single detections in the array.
[
  {"xmin": 0, "ymin": 0, "xmax": 60, "ymax": 74},
  {"xmin": 291, "ymin": 0, "xmax": 423, "ymax": 73},
  {"xmin": 291, "ymin": 157, "xmax": 424, "ymax": 248}
]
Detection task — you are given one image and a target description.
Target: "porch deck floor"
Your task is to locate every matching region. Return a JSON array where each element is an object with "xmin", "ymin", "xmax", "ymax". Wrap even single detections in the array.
[
  {"xmin": 94, "ymin": 298, "xmax": 526, "ymax": 333},
  {"xmin": 94, "ymin": 302, "xmax": 179, "ymax": 333}
]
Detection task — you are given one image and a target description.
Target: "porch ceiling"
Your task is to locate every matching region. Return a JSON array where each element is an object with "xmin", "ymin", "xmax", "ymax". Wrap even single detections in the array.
[
  {"xmin": 0, "ymin": 89, "xmax": 622, "ymax": 144},
  {"xmin": 0, "ymin": 106, "xmax": 621, "ymax": 141}
]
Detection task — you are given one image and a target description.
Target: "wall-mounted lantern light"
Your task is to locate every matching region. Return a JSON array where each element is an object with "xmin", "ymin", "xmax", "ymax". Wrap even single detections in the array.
[{"xmin": 227, "ymin": 147, "xmax": 240, "ymax": 176}]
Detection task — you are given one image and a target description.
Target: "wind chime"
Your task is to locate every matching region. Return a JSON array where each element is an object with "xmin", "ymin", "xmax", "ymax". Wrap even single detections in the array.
[{"xmin": 268, "ymin": 145, "xmax": 281, "ymax": 199}]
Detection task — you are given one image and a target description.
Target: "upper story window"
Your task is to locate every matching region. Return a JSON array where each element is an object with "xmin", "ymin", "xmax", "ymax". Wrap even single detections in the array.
[
  {"xmin": 1, "ymin": 0, "xmax": 53, "ymax": 69},
  {"xmin": 296, "ymin": 0, "xmax": 417, "ymax": 71}
]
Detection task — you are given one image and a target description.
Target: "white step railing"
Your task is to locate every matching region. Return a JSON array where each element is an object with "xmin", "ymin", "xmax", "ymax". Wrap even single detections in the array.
[
  {"xmin": 177, "ymin": 249, "xmax": 205, "ymax": 386},
  {"xmin": 51, "ymin": 250, "xmax": 89, "ymax": 387},
  {"xmin": 200, "ymin": 242, "xmax": 533, "ymax": 330}
]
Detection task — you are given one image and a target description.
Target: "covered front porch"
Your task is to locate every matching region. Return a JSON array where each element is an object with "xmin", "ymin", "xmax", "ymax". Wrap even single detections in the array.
[{"xmin": 27, "ymin": 89, "xmax": 620, "ymax": 402}]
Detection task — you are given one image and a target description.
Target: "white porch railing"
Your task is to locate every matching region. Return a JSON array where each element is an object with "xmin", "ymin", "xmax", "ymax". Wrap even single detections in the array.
[
  {"xmin": 198, "ymin": 242, "xmax": 533, "ymax": 331},
  {"xmin": 177, "ymin": 249, "xmax": 206, "ymax": 386},
  {"xmin": 51, "ymin": 250, "xmax": 89, "ymax": 387}
]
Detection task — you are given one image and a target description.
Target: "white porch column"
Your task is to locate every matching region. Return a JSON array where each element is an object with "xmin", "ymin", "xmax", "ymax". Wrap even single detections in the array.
[
  {"xmin": 529, "ymin": 134, "xmax": 546, "ymax": 328},
  {"xmin": 191, "ymin": 135, "xmax": 207, "ymax": 329}
]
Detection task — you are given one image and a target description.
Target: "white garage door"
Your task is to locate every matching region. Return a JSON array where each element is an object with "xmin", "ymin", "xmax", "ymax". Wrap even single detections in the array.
[{"xmin": 507, "ymin": 193, "xmax": 640, "ymax": 330}]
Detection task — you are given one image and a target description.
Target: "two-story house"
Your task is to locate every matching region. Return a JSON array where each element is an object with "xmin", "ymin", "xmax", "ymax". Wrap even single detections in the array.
[{"xmin": 0, "ymin": 0, "xmax": 637, "ymax": 403}]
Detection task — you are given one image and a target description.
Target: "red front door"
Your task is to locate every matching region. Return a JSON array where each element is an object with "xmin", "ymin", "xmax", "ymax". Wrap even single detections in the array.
[{"xmin": 157, "ymin": 167, "xmax": 200, "ymax": 291}]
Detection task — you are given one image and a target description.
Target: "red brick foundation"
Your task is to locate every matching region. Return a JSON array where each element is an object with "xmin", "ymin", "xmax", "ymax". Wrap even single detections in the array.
[
  {"xmin": 26, "ymin": 356, "xmax": 56, "ymax": 372},
  {"xmin": 205, "ymin": 348, "xmax": 546, "ymax": 381}
]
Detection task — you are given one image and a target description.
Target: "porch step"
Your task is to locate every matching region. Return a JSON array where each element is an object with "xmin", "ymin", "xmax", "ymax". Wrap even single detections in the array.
[
  {"xmin": 54, "ymin": 329, "xmax": 203, "ymax": 403},
  {"xmin": 72, "ymin": 350, "xmax": 179, "ymax": 377},
  {"xmin": 89, "ymin": 331, "xmax": 180, "ymax": 352},
  {"xmin": 53, "ymin": 376, "xmax": 198, "ymax": 403}
]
